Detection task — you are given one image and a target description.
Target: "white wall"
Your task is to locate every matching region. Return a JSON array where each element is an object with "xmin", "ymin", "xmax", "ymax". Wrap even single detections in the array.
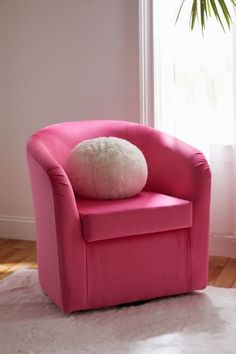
[{"xmin": 0, "ymin": 0, "xmax": 140, "ymax": 240}]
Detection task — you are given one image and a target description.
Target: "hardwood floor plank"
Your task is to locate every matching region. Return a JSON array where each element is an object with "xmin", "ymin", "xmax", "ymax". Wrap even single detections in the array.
[
  {"xmin": 0, "ymin": 247, "xmax": 36, "ymax": 273},
  {"xmin": 209, "ymin": 256, "xmax": 228, "ymax": 267},
  {"xmin": 0, "ymin": 273, "xmax": 9, "ymax": 280},
  {"xmin": 0, "ymin": 239, "xmax": 20, "ymax": 249},
  {"xmin": 3, "ymin": 259, "xmax": 37, "ymax": 275},
  {"xmin": 214, "ymin": 259, "xmax": 236, "ymax": 288},
  {"xmin": 12, "ymin": 240, "xmax": 36, "ymax": 250},
  {"xmin": 208, "ymin": 264, "xmax": 225, "ymax": 286},
  {"xmin": 0, "ymin": 240, "xmax": 37, "ymax": 278},
  {"xmin": 0, "ymin": 248, "xmax": 20, "ymax": 262}
]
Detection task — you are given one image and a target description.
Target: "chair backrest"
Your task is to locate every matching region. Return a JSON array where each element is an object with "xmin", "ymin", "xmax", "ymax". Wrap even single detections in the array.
[{"xmin": 27, "ymin": 120, "xmax": 152, "ymax": 168}]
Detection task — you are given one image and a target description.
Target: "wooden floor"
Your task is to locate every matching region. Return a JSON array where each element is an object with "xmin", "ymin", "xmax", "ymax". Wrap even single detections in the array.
[
  {"xmin": 1, "ymin": 238, "xmax": 236, "ymax": 288},
  {"xmin": 0, "ymin": 238, "xmax": 37, "ymax": 280}
]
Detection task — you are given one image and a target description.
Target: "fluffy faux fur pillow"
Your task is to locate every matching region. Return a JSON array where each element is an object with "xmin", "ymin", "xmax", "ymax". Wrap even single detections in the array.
[{"xmin": 66, "ymin": 137, "xmax": 148, "ymax": 199}]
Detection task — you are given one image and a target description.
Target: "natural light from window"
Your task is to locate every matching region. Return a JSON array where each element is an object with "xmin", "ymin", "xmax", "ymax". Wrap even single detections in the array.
[{"xmin": 153, "ymin": 1, "xmax": 235, "ymax": 153}]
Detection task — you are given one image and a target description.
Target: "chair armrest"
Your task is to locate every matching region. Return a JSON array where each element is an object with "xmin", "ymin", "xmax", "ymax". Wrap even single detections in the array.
[
  {"xmin": 144, "ymin": 129, "xmax": 211, "ymax": 202},
  {"xmin": 27, "ymin": 135, "xmax": 87, "ymax": 312},
  {"xmin": 27, "ymin": 135, "xmax": 79, "ymax": 216},
  {"xmin": 143, "ymin": 128, "xmax": 211, "ymax": 290}
]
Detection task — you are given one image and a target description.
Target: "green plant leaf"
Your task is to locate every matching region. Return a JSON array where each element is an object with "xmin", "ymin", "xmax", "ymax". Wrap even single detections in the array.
[
  {"xmin": 190, "ymin": 0, "xmax": 198, "ymax": 30},
  {"xmin": 218, "ymin": 0, "xmax": 232, "ymax": 29},
  {"xmin": 175, "ymin": 0, "xmax": 186, "ymax": 24},
  {"xmin": 200, "ymin": 0, "xmax": 205, "ymax": 30},
  {"xmin": 176, "ymin": 0, "xmax": 236, "ymax": 32},
  {"xmin": 206, "ymin": 0, "xmax": 212, "ymax": 16},
  {"xmin": 209, "ymin": 0, "xmax": 226, "ymax": 31}
]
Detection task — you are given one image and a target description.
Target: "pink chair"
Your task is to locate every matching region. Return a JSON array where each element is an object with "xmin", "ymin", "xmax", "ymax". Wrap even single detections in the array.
[{"xmin": 27, "ymin": 120, "xmax": 211, "ymax": 313}]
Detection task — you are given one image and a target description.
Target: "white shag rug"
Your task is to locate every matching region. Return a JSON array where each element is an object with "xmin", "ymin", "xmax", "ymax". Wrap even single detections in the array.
[{"xmin": 0, "ymin": 270, "xmax": 236, "ymax": 354}]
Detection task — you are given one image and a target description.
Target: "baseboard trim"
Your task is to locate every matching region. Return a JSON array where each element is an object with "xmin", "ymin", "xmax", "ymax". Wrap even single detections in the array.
[
  {"xmin": 209, "ymin": 234, "xmax": 236, "ymax": 258},
  {"xmin": 0, "ymin": 215, "xmax": 35, "ymax": 241}
]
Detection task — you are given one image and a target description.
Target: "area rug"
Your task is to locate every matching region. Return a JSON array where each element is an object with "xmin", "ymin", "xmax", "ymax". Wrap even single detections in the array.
[{"xmin": 0, "ymin": 270, "xmax": 236, "ymax": 354}]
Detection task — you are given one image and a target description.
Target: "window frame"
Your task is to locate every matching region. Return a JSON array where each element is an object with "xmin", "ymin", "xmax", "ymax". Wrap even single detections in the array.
[{"xmin": 139, "ymin": 0, "xmax": 155, "ymax": 127}]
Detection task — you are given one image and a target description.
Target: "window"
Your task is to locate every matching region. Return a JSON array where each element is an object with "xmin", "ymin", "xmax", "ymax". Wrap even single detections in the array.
[
  {"xmin": 140, "ymin": 1, "xmax": 236, "ymax": 252},
  {"xmin": 153, "ymin": 0, "xmax": 234, "ymax": 153}
]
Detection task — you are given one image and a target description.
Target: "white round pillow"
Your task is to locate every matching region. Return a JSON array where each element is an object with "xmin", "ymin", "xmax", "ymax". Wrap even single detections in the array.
[{"xmin": 66, "ymin": 137, "xmax": 148, "ymax": 199}]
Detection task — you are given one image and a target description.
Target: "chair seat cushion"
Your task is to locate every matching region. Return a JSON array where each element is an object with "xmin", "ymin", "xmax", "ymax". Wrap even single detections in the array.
[{"xmin": 77, "ymin": 191, "xmax": 192, "ymax": 242}]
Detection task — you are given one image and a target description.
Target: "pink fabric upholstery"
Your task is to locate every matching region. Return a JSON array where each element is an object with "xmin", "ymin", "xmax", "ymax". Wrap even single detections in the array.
[
  {"xmin": 87, "ymin": 229, "xmax": 190, "ymax": 308},
  {"xmin": 27, "ymin": 120, "xmax": 211, "ymax": 313},
  {"xmin": 77, "ymin": 191, "xmax": 192, "ymax": 242}
]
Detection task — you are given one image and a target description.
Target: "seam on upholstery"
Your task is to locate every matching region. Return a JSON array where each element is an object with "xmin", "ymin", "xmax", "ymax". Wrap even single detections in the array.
[
  {"xmin": 85, "ymin": 241, "xmax": 89, "ymax": 307},
  {"xmin": 186, "ymin": 229, "xmax": 191, "ymax": 291},
  {"xmin": 52, "ymin": 189, "xmax": 67, "ymax": 311}
]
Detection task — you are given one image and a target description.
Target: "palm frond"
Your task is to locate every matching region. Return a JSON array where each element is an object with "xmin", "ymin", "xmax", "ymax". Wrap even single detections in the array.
[
  {"xmin": 175, "ymin": 0, "xmax": 186, "ymax": 24},
  {"xmin": 190, "ymin": 0, "xmax": 198, "ymax": 30},
  {"xmin": 218, "ymin": 0, "xmax": 232, "ymax": 29},
  {"xmin": 206, "ymin": 0, "xmax": 212, "ymax": 16},
  {"xmin": 176, "ymin": 0, "xmax": 236, "ymax": 32},
  {"xmin": 209, "ymin": 0, "xmax": 226, "ymax": 31}
]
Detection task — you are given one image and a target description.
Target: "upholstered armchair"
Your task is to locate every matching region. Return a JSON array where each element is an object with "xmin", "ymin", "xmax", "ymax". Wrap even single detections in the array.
[{"xmin": 27, "ymin": 120, "xmax": 211, "ymax": 313}]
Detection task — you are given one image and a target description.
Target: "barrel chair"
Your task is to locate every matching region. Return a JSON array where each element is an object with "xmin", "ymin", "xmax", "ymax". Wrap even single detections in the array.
[{"xmin": 27, "ymin": 120, "xmax": 211, "ymax": 313}]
